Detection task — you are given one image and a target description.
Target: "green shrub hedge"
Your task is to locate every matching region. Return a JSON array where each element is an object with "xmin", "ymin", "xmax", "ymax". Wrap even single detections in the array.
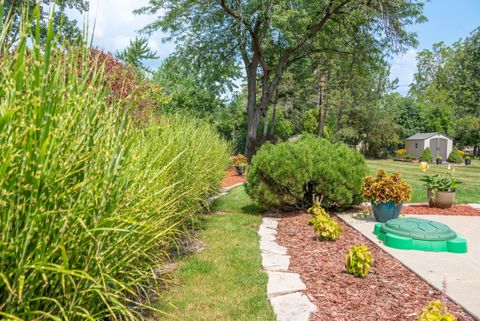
[
  {"xmin": 420, "ymin": 147, "xmax": 433, "ymax": 162},
  {"xmin": 448, "ymin": 148, "xmax": 464, "ymax": 163},
  {"xmin": 0, "ymin": 14, "xmax": 228, "ymax": 320},
  {"xmin": 246, "ymin": 135, "xmax": 367, "ymax": 209}
]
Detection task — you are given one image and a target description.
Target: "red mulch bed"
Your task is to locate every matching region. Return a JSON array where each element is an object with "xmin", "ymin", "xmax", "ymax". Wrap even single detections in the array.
[
  {"xmin": 403, "ymin": 204, "xmax": 480, "ymax": 216},
  {"xmin": 356, "ymin": 204, "xmax": 480, "ymax": 216},
  {"xmin": 276, "ymin": 213, "xmax": 474, "ymax": 321},
  {"xmin": 220, "ymin": 167, "xmax": 245, "ymax": 188}
]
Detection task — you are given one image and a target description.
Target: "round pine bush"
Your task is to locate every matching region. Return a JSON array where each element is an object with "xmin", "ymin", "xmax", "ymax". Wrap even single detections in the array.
[
  {"xmin": 245, "ymin": 135, "xmax": 367, "ymax": 209},
  {"xmin": 448, "ymin": 148, "xmax": 464, "ymax": 163},
  {"xmin": 420, "ymin": 147, "xmax": 433, "ymax": 162}
]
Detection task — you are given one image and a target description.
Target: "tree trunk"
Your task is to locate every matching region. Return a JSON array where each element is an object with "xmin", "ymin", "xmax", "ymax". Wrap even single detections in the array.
[
  {"xmin": 261, "ymin": 109, "xmax": 269, "ymax": 143},
  {"xmin": 268, "ymin": 96, "xmax": 278, "ymax": 140},
  {"xmin": 316, "ymin": 71, "xmax": 328, "ymax": 137},
  {"xmin": 244, "ymin": 63, "xmax": 260, "ymax": 160}
]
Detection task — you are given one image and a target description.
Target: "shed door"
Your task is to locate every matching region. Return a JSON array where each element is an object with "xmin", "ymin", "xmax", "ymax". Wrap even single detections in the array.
[{"xmin": 430, "ymin": 138, "xmax": 448, "ymax": 160}]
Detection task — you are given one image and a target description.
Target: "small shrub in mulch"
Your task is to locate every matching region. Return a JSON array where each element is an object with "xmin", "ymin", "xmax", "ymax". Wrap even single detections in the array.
[{"xmin": 276, "ymin": 213, "xmax": 474, "ymax": 321}]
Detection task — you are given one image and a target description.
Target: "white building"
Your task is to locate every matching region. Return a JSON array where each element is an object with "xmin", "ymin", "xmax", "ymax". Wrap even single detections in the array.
[{"xmin": 405, "ymin": 132, "xmax": 453, "ymax": 160}]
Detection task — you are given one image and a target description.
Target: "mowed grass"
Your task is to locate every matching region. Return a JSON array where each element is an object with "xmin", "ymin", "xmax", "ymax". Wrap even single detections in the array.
[
  {"xmin": 155, "ymin": 185, "xmax": 275, "ymax": 321},
  {"xmin": 366, "ymin": 159, "xmax": 480, "ymax": 203}
]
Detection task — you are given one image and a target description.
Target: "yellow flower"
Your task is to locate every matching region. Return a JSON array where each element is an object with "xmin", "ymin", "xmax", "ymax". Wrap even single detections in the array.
[{"xmin": 419, "ymin": 162, "xmax": 429, "ymax": 172}]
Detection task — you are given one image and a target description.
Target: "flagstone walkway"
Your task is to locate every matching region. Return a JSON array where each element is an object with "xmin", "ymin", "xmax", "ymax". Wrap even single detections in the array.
[{"xmin": 258, "ymin": 216, "xmax": 316, "ymax": 321}]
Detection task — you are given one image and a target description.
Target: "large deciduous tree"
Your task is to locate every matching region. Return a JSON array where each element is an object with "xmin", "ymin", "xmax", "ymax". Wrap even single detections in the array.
[
  {"xmin": 138, "ymin": 0, "xmax": 424, "ymax": 159},
  {"xmin": 2, "ymin": 0, "xmax": 88, "ymax": 48}
]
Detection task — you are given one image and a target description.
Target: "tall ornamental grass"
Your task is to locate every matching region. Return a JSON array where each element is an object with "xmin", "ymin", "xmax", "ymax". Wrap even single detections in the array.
[{"xmin": 0, "ymin": 7, "xmax": 229, "ymax": 320}]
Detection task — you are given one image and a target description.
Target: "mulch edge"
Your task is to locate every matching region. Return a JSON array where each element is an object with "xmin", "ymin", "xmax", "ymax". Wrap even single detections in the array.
[{"xmin": 336, "ymin": 214, "xmax": 478, "ymax": 320}]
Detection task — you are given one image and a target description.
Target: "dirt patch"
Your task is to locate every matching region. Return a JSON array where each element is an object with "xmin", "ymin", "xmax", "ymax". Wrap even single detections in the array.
[
  {"xmin": 356, "ymin": 204, "xmax": 480, "ymax": 216},
  {"xmin": 221, "ymin": 166, "xmax": 245, "ymax": 188},
  {"xmin": 276, "ymin": 213, "xmax": 474, "ymax": 321}
]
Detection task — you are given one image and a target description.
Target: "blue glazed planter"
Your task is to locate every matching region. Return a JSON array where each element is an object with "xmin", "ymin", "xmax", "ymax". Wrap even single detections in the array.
[{"xmin": 371, "ymin": 201, "xmax": 403, "ymax": 222}]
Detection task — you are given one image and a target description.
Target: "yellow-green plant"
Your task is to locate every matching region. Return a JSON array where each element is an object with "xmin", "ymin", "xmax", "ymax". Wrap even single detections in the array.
[
  {"xmin": 307, "ymin": 202, "xmax": 329, "ymax": 225},
  {"xmin": 395, "ymin": 148, "xmax": 407, "ymax": 157},
  {"xmin": 311, "ymin": 214, "xmax": 342, "ymax": 241},
  {"xmin": 418, "ymin": 301, "xmax": 456, "ymax": 321},
  {"xmin": 0, "ymin": 7, "xmax": 229, "ymax": 320},
  {"xmin": 345, "ymin": 245, "xmax": 373, "ymax": 277}
]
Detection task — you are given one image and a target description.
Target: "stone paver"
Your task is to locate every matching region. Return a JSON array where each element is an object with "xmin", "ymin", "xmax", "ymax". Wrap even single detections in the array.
[
  {"xmin": 270, "ymin": 292, "xmax": 317, "ymax": 321},
  {"xmin": 258, "ymin": 217, "xmax": 316, "ymax": 321},
  {"xmin": 267, "ymin": 272, "xmax": 306, "ymax": 298},
  {"xmin": 339, "ymin": 214, "xmax": 480, "ymax": 319},
  {"xmin": 260, "ymin": 240, "xmax": 288, "ymax": 255},
  {"xmin": 261, "ymin": 253, "xmax": 290, "ymax": 271},
  {"xmin": 258, "ymin": 225, "xmax": 277, "ymax": 237}
]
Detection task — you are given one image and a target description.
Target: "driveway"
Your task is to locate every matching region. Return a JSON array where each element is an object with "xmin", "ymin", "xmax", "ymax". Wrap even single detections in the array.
[{"xmin": 339, "ymin": 214, "xmax": 480, "ymax": 319}]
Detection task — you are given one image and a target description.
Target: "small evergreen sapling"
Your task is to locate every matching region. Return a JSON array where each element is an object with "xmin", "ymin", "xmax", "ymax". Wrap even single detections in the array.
[{"xmin": 420, "ymin": 147, "xmax": 433, "ymax": 162}]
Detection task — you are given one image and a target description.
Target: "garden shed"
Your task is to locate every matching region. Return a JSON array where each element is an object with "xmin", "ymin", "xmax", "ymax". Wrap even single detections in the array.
[{"xmin": 405, "ymin": 132, "xmax": 453, "ymax": 160}]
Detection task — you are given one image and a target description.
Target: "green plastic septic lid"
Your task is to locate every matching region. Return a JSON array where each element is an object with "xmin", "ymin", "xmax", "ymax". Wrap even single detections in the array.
[{"xmin": 380, "ymin": 217, "xmax": 457, "ymax": 241}]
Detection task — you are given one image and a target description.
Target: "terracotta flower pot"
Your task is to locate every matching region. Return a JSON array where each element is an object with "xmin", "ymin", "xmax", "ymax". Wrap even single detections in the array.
[{"xmin": 428, "ymin": 190, "xmax": 455, "ymax": 209}]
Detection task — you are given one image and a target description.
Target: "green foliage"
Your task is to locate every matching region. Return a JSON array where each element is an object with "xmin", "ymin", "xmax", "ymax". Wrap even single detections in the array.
[
  {"xmin": 307, "ymin": 202, "xmax": 329, "ymax": 224},
  {"xmin": 420, "ymin": 147, "xmax": 433, "ymax": 162},
  {"xmin": 310, "ymin": 213, "xmax": 342, "ymax": 241},
  {"xmin": 116, "ymin": 37, "xmax": 159, "ymax": 73},
  {"xmin": 0, "ymin": 12, "xmax": 229, "ymax": 320},
  {"xmin": 402, "ymin": 154, "xmax": 418, "ymax": 160},
  {"xmin": 2, "ymin": 0, "xmax": 88, "ymax": 48},
  {"xmin": 418, "ymin": 301, "xmax": 456, "ymax": 321},
  {"xmin": 154, "ymin": 56, "xmax": 225, "ymax": 117},
  {"xmin": 345, "ymin": 245, "xmax": 373, "ymax": 278},
  {"xmin": 362, "ymin": 169, "xmax": 412, "ymax": 204},
  {"xmin": 448, "ymin": 148, "xmax": 464, "ymax": 164},
  {"xmin": 246, "ymin": 135, "xmax": 367, "ymax": 209}
]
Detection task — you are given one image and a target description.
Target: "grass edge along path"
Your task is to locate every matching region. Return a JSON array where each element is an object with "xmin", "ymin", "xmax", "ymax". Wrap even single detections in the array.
[{"xmin": 155, "ymin": 185, "xmax": 275, "ymax": 321}]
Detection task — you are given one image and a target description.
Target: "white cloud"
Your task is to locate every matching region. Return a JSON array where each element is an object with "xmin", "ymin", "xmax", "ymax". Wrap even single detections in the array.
[
  {"xmin": 67, "ymin": 0, "xmax": 175, "ymax": 67},
  {"xmin": 389, "ymin": 48, "xmax": 418, "ymax": 95}
]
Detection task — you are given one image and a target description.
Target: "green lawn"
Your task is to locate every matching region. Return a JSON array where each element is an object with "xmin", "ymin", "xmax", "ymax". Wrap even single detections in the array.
[
  {"xmin": 155, "ymin": 185, "xmax": 274, "ymax": 321},
  {"xmin": 366, "ymin": 159, "xmax": 480, "ymax": 203}
]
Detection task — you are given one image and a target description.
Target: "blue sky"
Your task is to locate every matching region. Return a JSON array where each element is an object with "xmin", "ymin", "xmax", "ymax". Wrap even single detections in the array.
[
  {"xmin": 390, "ymin": 0, "xmax": 480, "ymax": 94},
  {"xmin": 73, "ymin": 1, "xmax": 480, "ymax": 94}
]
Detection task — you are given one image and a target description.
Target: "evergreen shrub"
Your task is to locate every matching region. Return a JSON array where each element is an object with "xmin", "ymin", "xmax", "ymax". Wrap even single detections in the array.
[
  {"xmin": 245, "ymin": 135, "xmax": 367, "ymax": 209},
  {"xmin": 448, "ymin": 148, "xmax": 464, "ymax": 163},
  {"xmin": 420, "ymin": 147, "xmax": 433, "ymax": 162}
]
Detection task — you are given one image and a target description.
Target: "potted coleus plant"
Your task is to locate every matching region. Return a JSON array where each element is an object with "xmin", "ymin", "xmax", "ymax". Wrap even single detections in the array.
[
  {"xmin": 362, "ymin": 169, "xmax": 412, "ymax": 222},
  {"xmin": 464, "ymin": 156, "xmax": 472, "ymax": 166},
  {"xmin": 420, "ymin": 162, "xmax": 462, "ymax": 209},
  {"xmin": 436, "ymin": 156, "xmax": 443, "ymax": 165},
  {"xmin": 232, "ymin": 154, "xmax": 248, "ymax": 176}
]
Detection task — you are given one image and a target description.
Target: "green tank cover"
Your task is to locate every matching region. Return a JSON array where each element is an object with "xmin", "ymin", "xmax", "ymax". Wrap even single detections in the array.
[{"xmin": 373, "ymin": 218, "xmax": 467, "ymax": 253}]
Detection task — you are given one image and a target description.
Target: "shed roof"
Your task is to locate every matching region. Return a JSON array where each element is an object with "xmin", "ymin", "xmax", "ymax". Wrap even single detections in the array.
[{"xmin": 405, "ymin": 132, "xmax": 451, "ymax": 141}]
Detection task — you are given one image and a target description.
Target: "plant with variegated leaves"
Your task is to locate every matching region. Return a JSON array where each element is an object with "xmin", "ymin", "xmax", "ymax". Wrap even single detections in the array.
[{"xmin": 345, "ymin": 245, "xmax": 373, "ymax": 278}]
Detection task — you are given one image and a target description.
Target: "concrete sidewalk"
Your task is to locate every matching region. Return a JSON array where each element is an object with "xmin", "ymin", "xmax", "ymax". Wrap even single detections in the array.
[{"xmin": 339, "ymin": 214, "xmax": 480, "ymax": 320}]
